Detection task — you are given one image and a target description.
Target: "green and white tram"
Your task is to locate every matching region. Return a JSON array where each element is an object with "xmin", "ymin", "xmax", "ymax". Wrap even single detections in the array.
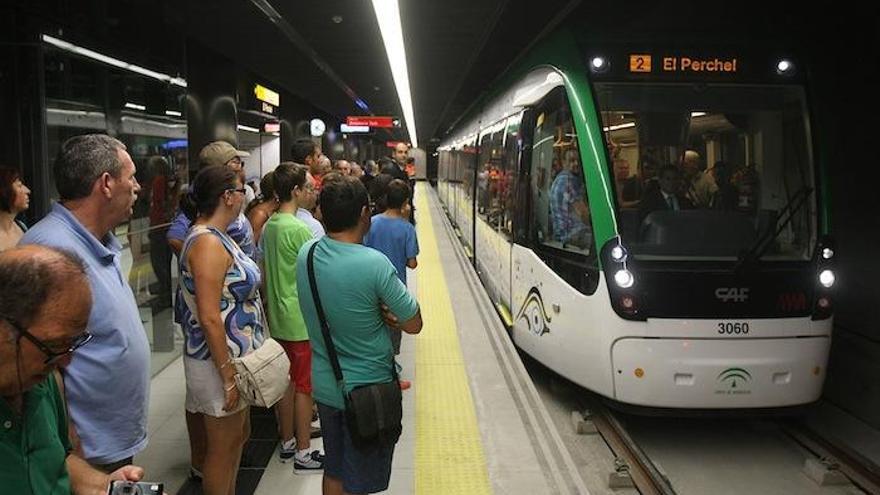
[{"xmin": 437, "ymin": 30, "xmax": 833, "ymax": 408}]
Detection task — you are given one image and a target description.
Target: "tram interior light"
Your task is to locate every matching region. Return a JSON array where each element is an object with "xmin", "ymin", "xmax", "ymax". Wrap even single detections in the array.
[
  {"xmin": 614, "ymin": 269, "xmax": 634, "ymax": 289},
  {"xmin": 776, "ymin": 59, "xmax": 795, "ymax": 75},
  {"xmin": 590, "ymin": 56, "xmax": 609, "ymax": 74},
  {"xmin": 818, "ymin": 269, "xmax": 835, "ymax": 288}
]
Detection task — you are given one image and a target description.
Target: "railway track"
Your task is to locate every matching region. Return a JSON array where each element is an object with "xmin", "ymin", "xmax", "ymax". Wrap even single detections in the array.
[
  {"xmin": 781, "ymin": 420, "xmax": 880, "ymax": 494},
  {"xmin": 580, "ymin": 398, "xmax": 678, "ymax": 495}
]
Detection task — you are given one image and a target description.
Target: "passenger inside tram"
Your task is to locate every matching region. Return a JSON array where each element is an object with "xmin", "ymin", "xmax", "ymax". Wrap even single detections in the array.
[
  {"xmin": 549, "ymin": 147, "xmax": 592, "ymax": 250},
  {"xmin": 595, "ymin": 82, "xmax": 814, "ymax": 260}
]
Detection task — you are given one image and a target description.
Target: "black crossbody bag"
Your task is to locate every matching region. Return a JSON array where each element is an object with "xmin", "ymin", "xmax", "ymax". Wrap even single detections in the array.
[{"xmin": 307, "ymin": 241, "xmax": 403, "ymax": 450}]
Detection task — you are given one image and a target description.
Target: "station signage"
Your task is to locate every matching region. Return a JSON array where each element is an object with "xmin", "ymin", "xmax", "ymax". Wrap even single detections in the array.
[
  {"xmin": 254, "ymin": 84, "xmax": 280, "ymax": 115},
  {"xmin": 340, "ymin": 123, "xmax": 371, "ymax": 133},
  {"xmin": 347, "ymin": 116, "xmax": 400, "ymax": 128},
  {"xmin": 254, "ymin": 84, "xmax": 280, "ymax": 106}
]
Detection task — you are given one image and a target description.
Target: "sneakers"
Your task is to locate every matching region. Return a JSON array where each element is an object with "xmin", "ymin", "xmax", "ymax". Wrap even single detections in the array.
[
  {"xmin": 279, "ymin": 440, "xmax": 297, "ymax": 463},
  {"xmin": 293, "ymin": 449, "xmax": 325, "ymax": 474}
]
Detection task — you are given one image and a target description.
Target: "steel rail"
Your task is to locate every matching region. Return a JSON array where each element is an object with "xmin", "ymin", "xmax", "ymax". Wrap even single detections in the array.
[
  {"xmin": 781, "ymin": 420, "xmax": 880, "ymax": 494},
  {"xmin": 585, "ymin": 399, "xmax": 678, "ymax": 495}
]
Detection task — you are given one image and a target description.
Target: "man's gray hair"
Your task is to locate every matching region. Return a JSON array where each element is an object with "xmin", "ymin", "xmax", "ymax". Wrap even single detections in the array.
[
  {"xmin": 53, "ymin": 134, "xmax": 127, "ymax": 200},
  {"xmin": 0, "ymin": 246, "xmax": 87, "ymax": 331}
]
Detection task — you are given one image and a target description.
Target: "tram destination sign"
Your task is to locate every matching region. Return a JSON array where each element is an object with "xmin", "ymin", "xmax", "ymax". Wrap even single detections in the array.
[
  {"xmin": 346, "ymin": 116, "xmax": 401, "ymax": 128},
  {"xmin": 590, "ymin": 48, "xmax": 802, "ymax": 83},
  {"xmin": 629, "ymin": 54, "xmax": 738, "ymax": 74}
]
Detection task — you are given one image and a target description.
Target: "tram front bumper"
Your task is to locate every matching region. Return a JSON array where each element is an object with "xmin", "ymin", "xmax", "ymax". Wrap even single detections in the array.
[{"xmin": 610, "ymin": 336, "xmax": 830, "ymax": 408}]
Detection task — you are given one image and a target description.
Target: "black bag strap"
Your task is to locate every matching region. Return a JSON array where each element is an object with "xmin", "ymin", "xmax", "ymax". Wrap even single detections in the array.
[
  {"xmin": 307, "ymin": 241, "xmax": 345, "ymax": 388},
  {"xmin": 306, "ymin": 240, "xmax": 399, "ymax": 391}
]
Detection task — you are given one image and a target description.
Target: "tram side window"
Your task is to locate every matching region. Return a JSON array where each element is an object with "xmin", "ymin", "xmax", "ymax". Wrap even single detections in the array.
[
  {"xmin": 477, "ymin": 119, "xmax": 515, "ymax": 240},
  {"xmin": 499, "ymin": 113, "xmax": 522, "ymax": 239},
  {"xmin": 530, "ymin": 90, "xmax": 594, "ymax": 255},
  {"xmin": 528, "ymin": 87, "xmax": 599, "ymax": 295},
  {"xmin": 477, "ymin": 128, "xmax": 495, "ymax": 217}
]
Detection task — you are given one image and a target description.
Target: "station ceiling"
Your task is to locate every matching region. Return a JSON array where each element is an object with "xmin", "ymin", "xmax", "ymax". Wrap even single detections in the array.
[{"xmin": 184, "ymin": 0, "xmax": 581, "ymax": 147}]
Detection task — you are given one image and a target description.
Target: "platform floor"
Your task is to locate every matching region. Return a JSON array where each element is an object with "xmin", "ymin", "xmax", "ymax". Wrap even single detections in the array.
[{"xmin": 136, "ymin": 183, "xmax": 587, "ymax": 494}]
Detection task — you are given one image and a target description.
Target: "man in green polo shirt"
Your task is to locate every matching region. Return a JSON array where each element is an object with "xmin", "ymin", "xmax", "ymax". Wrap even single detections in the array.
[
  {"xmin": 262, "ymin": 163, "xmax": 324, "ymax": 472},
  {"xmin": 0, "ymin": 245, "xmax": 147, "ymax": 494}
]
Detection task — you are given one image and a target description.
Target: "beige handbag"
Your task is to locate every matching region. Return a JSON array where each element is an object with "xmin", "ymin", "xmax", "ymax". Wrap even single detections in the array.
[{"xmin": 233, "ymin": 338, "xmax": 290, "ymax": 408}]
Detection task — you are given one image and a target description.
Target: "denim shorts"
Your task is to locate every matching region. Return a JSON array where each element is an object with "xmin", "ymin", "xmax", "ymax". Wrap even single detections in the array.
[{"xmin": 317, "ymin": 402, "xmax": 396, "ymax": 494}]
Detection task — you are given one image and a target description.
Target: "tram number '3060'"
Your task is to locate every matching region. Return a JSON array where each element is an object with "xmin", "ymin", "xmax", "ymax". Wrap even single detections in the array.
[{"xmin": 717, "ymin": 322, "xmax": 750, "ymax": 335}]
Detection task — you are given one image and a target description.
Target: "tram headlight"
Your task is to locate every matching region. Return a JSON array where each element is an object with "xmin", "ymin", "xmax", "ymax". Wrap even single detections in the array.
[
  {"xmin": 822, "ymin": 247, "xmax": 834, "ymax": 260},
  {"xmin": 818, "ymin": 269, "xmax": 835, "ymax": 288},
  {"xmin": 614, "ymin": 269, "xmax": 634, "ymax": 289},
  {"xmin": 611, "ymin": 245, "xmax": 627, "ymax": 262},
  {"xmin": 776, "ymin": 59, "xmax": 795, "ymax": 76},
  {"xmin": 590, "ymin": 56, "xmax": 610, "ymax": 74}
]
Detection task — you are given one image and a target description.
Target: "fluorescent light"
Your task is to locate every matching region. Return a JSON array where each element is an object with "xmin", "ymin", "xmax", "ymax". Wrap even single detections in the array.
[
  {"xmin": 42, "ymin": 34, "xmax": 187, "ymax": 88},
  {"xmin": 237, "ymin": 124, "xmax": 260, "ymax": 133},
  {"xmin": 124, "ymin": 102, "xmax": 146, "ymax": 111},
  {"xmin": 47, "ymin": 108, "xmax": 105, "ymax": 118},
  {"xmin": 371, "ymin": 0, "xmax": 418, "ymax": 148},
  {"xmin": 165, "ymin": 110, "xmax": 182, "ymax": 117},
  {"xmin": 603, "ymin": 122, "xmax": 635, "ymax": 132},
  {"xmin": 120, "ymin": 115, "xmax": 186, "ymax": 129},
  {"xmin": 691, "ymin": 112, "xmax": 707, "ymax": 117}
]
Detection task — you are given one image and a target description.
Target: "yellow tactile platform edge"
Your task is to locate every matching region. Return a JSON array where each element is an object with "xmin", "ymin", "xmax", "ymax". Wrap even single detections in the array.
[{"xmin": 414, "ymin": 183, "xmax": 492, "ymax": 495}]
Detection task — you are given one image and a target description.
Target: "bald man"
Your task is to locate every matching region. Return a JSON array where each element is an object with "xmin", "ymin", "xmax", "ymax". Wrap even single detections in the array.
[{"xmin": 0, "ymin": 245, "xmax": 147, "ymax": 494}]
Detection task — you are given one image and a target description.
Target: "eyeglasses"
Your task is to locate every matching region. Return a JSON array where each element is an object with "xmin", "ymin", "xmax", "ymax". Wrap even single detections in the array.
[
  {"xmin": 0, "ymin": 314, "xmax": 93, "ymax": 365},
  {"xmin": 227, "ymin": 188, "xmax": 248, "ymax": 195}
]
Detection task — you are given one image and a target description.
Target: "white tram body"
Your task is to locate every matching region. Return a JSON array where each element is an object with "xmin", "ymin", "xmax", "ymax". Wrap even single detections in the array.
[{"xmin": 437, "ymin": 40, "xmax": 833, "ymax": 409}]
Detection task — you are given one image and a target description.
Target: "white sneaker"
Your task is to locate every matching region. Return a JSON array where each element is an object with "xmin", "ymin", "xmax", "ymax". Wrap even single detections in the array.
[{"xmin": 293, "ymin": 449, "xmax": 324, "ymax": 474}]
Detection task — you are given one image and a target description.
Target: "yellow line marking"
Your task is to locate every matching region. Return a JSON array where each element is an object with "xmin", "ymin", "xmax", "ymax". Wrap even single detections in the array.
[{"xmin": 415, "ymin": 183, "xmax": 492, "ymax": 495}]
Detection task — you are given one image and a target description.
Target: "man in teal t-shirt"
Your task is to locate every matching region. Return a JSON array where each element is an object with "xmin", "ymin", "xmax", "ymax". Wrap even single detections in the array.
[
  {"xmin": 296, "ymin": 175, "xmax": 422, "ymax": 495},
  {"xmin": 262, "ymin": 163, "xmax": 324, "ymax": 473}
]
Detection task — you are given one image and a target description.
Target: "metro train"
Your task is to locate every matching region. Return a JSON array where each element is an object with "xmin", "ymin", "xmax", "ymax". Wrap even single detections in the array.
[{"xmin": 436, "ymin": 29, "xmax": 834, "ymax": 409}]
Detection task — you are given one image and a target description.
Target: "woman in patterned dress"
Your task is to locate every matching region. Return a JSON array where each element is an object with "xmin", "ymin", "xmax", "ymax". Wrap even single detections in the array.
[{"xmin": 177, "ymin": 165, "xmax": 265, "ymax": 495}]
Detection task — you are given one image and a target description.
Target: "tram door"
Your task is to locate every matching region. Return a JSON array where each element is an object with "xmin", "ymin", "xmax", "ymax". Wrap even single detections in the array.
[{"xmin": 511, "ymin": 86, "xmax": 600, "ymax": 370}]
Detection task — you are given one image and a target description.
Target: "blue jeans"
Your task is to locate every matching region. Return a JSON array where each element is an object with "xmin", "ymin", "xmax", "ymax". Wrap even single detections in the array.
[{"xmin": 317, "ymin": 402, "xmax": 396, "ymax": 494}]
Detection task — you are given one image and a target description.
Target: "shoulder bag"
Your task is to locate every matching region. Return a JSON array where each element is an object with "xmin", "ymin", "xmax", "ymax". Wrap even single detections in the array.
[
  {"xmin": 234, "ymin": 337, "xmax": 290, "ymax": 408},
  {"xmin": 307, "ymin": 241, "xmax": 402, "ymax": 450}
]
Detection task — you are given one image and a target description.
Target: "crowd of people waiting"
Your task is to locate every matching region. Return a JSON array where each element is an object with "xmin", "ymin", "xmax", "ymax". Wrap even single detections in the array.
[{"xmin": 0, "ymin": 134, "xmax": 422, "ymax": 495}]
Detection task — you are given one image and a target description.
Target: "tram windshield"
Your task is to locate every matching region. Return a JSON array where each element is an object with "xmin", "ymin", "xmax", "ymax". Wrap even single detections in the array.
[{"xmin": 594, "ymin": 82, "xmax": 816, "ymax": 261}]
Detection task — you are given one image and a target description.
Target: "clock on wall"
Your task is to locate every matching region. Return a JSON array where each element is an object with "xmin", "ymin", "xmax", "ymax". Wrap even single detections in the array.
[{"xmin": 310, "ymin": 118, "xmax": 326, "ymax": 137}]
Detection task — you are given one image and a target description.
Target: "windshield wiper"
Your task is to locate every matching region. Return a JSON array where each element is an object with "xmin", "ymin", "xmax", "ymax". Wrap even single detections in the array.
[{"xmin": 733, "ymin": 186, "xmax": 813, "ymax": 273}]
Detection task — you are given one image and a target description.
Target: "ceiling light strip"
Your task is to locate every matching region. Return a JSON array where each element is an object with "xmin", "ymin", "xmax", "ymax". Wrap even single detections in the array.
[
  {"xmin": 371, "ymin": 0, "xmax": 418, "ymax": 149},
  {"xmin": 42, "ymin": 34, "xmax": 187, "ymax": 88}
]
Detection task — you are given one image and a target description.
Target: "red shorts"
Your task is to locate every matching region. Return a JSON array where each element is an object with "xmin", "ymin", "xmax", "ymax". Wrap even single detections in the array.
[{"xmin": 278, "ymin": 339, "xmax": 312, "ymax": 394}]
